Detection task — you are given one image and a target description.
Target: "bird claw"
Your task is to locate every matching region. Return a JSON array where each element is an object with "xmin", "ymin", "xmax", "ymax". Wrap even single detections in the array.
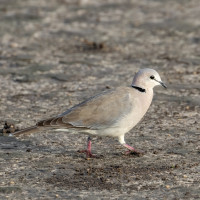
[
  {"xmin": 77, "ymin": 150, "xmax": 95, "ymax": 158},
  {"xmin": 124, "ymin": 149, "xmax": 144, "ymax": 156}
]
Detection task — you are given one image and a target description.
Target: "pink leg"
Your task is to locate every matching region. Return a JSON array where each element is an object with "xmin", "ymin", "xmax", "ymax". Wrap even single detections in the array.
[
  {"xmin": 123, "ymin": 143, "xmax": 143, "ymax": 155},
  {"xmin": 86, "ymin": 136, "xmax": 93, "ymax": 157},
  {"xmin": 78, "ymin": 136, "xmax": 94, "ymax": 158}
]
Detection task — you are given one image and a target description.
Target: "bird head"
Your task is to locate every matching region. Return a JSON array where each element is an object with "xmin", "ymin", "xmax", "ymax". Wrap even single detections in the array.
[{"xmin": 132, "ymin": 68, "xmax": 167, "ymax": 90}]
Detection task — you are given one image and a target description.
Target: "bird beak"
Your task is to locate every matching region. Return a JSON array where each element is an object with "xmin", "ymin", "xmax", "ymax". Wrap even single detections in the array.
[
  {"xmin": 159, "ymin": 81, "xmax": 167, "ymax": 88},
  {"xmin": 154, "ymin": 79, "xmax": 167, "ymax": 88}
]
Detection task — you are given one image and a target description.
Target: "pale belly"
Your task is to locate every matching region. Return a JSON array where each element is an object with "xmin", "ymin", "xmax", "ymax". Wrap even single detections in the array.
[
  {"xmin": 87, "ymin": 102, "xmax": 150, "ymax": 138},
  {"xmin": 56, "ymin": 90, "xmax": 153, "ymax": 139}
]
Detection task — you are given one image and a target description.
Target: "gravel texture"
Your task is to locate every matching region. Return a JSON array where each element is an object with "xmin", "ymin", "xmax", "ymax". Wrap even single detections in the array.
[{"xmin": 0, "ymin": 0, "xmax": 199, "ymax": 199}]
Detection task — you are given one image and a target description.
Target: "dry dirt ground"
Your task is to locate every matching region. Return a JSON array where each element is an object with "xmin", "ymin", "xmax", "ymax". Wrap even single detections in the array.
[{"xmin": 0, "ymin": 0, "xmax": 199, "ymax": 199}]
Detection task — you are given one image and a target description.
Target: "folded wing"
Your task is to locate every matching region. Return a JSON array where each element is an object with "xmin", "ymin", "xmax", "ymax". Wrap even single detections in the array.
[{"xmin": 37, "ymin": 88, "xmax": 133, "ymax": 130}]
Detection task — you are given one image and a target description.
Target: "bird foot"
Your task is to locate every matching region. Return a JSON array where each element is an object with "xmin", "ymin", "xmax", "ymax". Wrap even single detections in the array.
[
  {"xmin": 77, "ymin": 149, "xmax": 95, "ymax": 158},
  {"xmin": 122, "ymin": 143, "xmax": 144, "ymax": 156},
  {"xmin": 124, "ymin": 149, "xmax": 144, "ymax": 156}
]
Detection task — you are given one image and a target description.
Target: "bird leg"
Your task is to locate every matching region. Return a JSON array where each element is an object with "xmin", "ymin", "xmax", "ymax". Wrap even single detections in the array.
[
  {"xmin": 118, "ymin": 136, "xmax": 143, "ymax": 155},
  {"xmin": 86, "ymin": 136, "xmax": 93, "ymax": 157},
  {"xmin": 78, "ymin": 136, "xmax": 94, "ymax": 158},
  {"xmin": 123, "ymin": 143, "xmax": 143, "ymax": 155}
]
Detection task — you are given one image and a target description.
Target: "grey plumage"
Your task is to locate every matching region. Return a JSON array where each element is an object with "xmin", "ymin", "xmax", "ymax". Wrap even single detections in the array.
[{"xmin": 13, "ymin": 68, "xmax": 167, "ymax": 157}]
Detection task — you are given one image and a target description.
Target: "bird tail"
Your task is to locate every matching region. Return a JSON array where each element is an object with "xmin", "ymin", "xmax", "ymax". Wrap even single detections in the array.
[{"xmin": 13, "ymin": 126, "xmax": 40, "ymax": 137}]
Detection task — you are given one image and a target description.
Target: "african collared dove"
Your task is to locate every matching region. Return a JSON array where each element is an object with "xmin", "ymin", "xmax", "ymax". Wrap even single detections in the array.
[{"xmin": 13, "ymin": 68, "xmax": 167, "ymax": 157}]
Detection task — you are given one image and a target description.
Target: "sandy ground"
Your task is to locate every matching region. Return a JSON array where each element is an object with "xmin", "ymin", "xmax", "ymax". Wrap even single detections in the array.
[{"xmin": 0, "ymin": 0, "xmax": 199, "ymax": 199}]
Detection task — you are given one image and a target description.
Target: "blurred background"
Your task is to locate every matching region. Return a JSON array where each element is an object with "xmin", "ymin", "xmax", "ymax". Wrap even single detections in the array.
[{"xmin": 0, "ymin": 0, "xmax": 199, "ymax": 199}]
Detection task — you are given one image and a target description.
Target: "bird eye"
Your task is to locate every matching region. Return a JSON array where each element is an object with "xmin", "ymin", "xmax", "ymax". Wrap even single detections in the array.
[{"xmin": 150, "ymin": 75, "xmax": 155, "ymax": 79}]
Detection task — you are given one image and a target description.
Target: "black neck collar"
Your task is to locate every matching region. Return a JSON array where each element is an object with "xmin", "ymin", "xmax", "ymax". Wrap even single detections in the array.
[{"xmin": 131, "ymin": 85, "xmax": 146, "ymax": 93}]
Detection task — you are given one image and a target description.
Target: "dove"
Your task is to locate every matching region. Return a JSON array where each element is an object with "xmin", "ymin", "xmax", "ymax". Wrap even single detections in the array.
[{"xmin": 13, "ymin": 68, "xmax": 167, "ymax": 157}]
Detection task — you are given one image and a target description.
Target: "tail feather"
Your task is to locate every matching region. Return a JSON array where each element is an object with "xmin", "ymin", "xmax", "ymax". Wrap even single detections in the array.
[{"xmin": 13, "ymin": 126, "xmax": 40, "ymax": 137}]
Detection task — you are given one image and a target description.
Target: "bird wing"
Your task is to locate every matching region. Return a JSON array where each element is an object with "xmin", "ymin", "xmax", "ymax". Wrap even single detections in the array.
[{"xmin": 37, "ymin": 87, "xmax": 134, "ymax": 130}]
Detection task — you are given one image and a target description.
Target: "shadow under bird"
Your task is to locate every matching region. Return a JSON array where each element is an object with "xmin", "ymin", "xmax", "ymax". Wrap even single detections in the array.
[{"xmin": 13, "ymin": 68, "xmax": 167, "ymax": 157}]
